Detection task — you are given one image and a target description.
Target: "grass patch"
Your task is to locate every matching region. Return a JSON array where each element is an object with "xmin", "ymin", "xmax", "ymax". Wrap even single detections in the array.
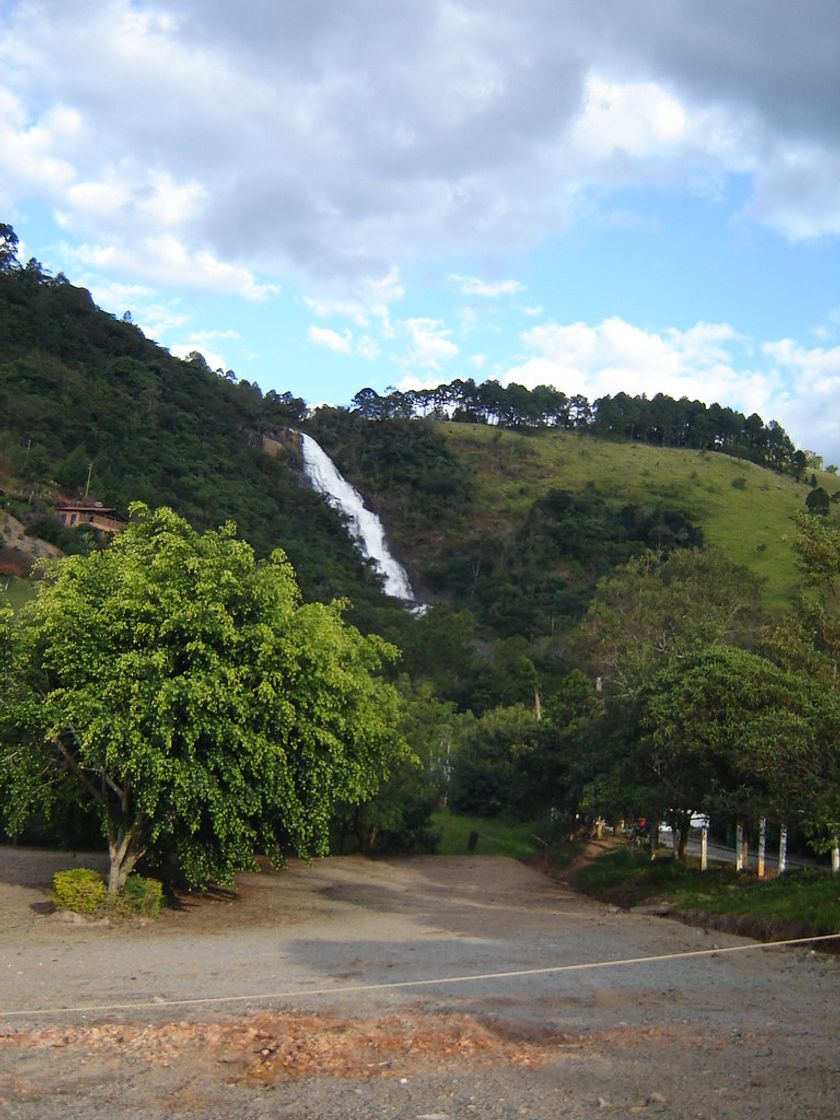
[
  {"xmin": 0, "ymin": 576, "xmax": 36, "ymax": 612},
  {"xmin": 577, "ymin": 846, "xmax": 840, "ymax": 935},
  {"xmin": 431, "ymin": 809, "xmax": 550, "ymax": 860}
]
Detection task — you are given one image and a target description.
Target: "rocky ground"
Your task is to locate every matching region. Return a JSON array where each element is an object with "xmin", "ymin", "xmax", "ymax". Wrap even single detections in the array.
[{"xmin": 1, "ymin": 845, "xmax": 838, "ymax": 1119}]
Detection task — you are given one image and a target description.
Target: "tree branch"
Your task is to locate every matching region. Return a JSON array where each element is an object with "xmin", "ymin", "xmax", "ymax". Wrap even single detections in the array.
[{"xmin": 51, "ymin": 735, "xmax": 104, "ymax": 805}]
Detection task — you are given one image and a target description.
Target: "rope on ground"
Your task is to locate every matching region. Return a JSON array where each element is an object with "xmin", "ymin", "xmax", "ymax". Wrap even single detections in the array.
[{"xmin": 2, "ymin": 931, "xmax": 838, "ymax": 1021}]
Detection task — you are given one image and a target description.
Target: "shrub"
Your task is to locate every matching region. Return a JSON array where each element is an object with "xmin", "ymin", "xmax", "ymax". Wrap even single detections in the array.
[
  {"xmin": 52, "ymin": 867, "xmax": 106, "ymax": 914},
  {"xmin": 114, "ymin": 873, "xmax": 164, "ymax": 918},
  {"xmin": 52, "ymin": 867, "xmax": 164, "ymax": 917}
]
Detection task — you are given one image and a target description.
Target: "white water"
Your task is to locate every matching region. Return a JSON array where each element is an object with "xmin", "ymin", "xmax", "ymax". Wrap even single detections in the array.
[{"xmin": 299, "ymin": 432, "xmax": 419, "ymax": 604}]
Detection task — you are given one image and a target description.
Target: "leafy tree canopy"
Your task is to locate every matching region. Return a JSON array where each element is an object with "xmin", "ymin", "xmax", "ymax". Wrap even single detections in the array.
[
  {"xmin": 0, "ymin": 505, "xmax": 407, "ymax": 894},
  {"xmin": 571, "ymin": 549, "xmax": 766, "ymax": 697},
  {"xmin": 640, "ymin": 644, "xmax": 839, "ymax": 850}
]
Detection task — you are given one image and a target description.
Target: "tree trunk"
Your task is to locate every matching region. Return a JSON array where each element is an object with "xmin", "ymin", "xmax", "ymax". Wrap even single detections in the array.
[
  {"xmin": 677, "ymin": 819, "xmax": 689, "ymax": 861},
  {"xmin": 107, "ymin": 821, "xmax": 146, "ymax": 896}
]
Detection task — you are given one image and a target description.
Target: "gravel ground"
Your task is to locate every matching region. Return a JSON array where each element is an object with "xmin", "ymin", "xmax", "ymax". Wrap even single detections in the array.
[{"xmin": 1, "ymin": 845, "xmax": 839, "ymax": 1119}]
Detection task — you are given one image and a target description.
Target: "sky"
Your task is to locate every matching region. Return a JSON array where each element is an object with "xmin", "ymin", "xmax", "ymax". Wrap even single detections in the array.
[{"xmin": 1, "ymin": 1, "xmax": 839, "ymax": 460}]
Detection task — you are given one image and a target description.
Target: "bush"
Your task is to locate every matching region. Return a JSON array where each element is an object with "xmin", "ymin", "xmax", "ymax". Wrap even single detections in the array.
[
  {"xmin": 114, "ymin": 873, "xmax": 164, "ymax": 917},
  {"xmin": 52, "ymin": 867, "xmax": 106, "ymax": 914},
  {"xmin": 52, "ymin": 867, "xmax": 163, "ymax": 917}
]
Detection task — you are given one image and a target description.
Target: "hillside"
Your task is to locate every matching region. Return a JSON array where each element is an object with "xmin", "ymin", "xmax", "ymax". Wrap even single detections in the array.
[
  {"xmin": 1, "ymin": 245, "xmax": 833, "ymax": 651},
  {"xmin": 0, "ymin": 262, "xmax": 397, "ymax": 627},
  {"xmin": 307, "ymin": 413, "xmax": 833, "ymax": 639},
  {"xmin": 439, "ymin": 423, "xmax": 819, "ymax": 612}
]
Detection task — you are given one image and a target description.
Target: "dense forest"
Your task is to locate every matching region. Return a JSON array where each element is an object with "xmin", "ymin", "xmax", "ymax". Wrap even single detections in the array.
[
  {"xmin": 2, "ymin": 221, "xmax": 840, "ymax": 870},
  {"xmin": 0, "ymin": 225, "xmax": 395, "ymax": 620}
]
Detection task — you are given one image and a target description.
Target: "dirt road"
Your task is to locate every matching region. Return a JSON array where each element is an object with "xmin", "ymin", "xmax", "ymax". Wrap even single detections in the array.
[{"xmin": 1, "ymin": 846, "xmax": 838, "ymax": 1119}]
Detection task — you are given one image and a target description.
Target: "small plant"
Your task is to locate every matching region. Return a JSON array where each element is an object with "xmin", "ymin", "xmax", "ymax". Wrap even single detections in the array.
[
  {"xmin": 731, "ymin": 476, "xmax": 747, "ymax": 490},
  {"xmin": 52, "ymin": 867, "xmax": 163, "ymax": 918},
  {"xmin": 114, "ymin": 873, "xmax": 164, "ymax": 918},
  {"xmin": 53, "ymin": 867, "xmax": 107, "ymax": 914}
]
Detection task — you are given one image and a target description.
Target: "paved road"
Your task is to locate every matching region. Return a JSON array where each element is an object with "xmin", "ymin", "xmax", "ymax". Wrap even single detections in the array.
[{"xmin": 680, "ymin": 833, "xmax": 822, "ymax": 871}]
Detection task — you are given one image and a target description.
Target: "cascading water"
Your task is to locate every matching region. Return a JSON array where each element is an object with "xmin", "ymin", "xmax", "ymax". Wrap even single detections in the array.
[{"xmin": 298, "ymin": 432, "xmax": 421, "ymax": 606}]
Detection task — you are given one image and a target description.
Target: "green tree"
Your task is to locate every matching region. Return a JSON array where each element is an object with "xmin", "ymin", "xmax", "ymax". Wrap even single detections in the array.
[
  {"xmin": 572, "ymin": 549, "xmax": 765, "ymax": 698},
  {"xmin": 806, "ymin": 487, "xmax": 830, "ymax": 516},
  {"xmin": 451, "ymin": 704, "xmax": 542, "ymax": 817},
  {"xmin": 1, "ymin": 505, "xmax": 406, "ymax": 895},
  {"xmin": 332, "ymin": 678, "xmax": 470, "ymax": 854},
  {"xmin": 640, "ymin": 645, "xmax": 832, "ymax": 857},
  {"xmin": 0, "ymin": 224, "xmax": 19, "ymax": 272}
]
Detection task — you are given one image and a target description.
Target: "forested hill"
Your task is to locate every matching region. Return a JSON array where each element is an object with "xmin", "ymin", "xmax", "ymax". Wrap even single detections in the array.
[
  {"xmin": 0, "ymin": 251, "xmax": 393, "ymax": 615},
  {"xmin": 305, "ymin": 408, "xmax": 835, "ymax": 634},
  {"xmin": 1, "ymin": 229, "xmax": 836, "ymax": 647}
]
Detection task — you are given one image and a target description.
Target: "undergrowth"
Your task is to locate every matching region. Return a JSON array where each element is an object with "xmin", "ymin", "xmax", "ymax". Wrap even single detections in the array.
[{"xmin": 576, "ymin": 846, "xmax": 840, "ymax": 936}]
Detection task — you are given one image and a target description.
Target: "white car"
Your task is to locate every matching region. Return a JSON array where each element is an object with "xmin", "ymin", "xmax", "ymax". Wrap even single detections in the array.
[{"xmin": 658, "ymin": 814, "xmax": 709, "ymax": 832}]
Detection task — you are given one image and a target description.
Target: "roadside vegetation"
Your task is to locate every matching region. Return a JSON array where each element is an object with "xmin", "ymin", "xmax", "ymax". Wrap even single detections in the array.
[{"xmin": 576, "ymin": 845, "xmax": 840, "ymax": 942}]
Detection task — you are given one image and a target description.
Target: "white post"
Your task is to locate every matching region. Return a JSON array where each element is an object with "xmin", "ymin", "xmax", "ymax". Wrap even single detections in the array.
[
  {"xmin": 735, "ymin": 821, "xmax": 745, "ymax": 871},
  {"xmin": 700, "ymin": 824, "xmax": 708, "ymax": 871},
  {"xmin": 779, "ymin": 824, "xmax": 788, "ymax": 874},
  {"xmin": 831, "ymin": 837, "xmax": 839, "ymax": 874},
  {"xmin": 758, "ymin": 817, "xmax": 767, "ymax": 879}
]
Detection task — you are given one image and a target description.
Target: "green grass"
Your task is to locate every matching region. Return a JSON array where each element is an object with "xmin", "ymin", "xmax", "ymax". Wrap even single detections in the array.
[
  {"xmin": 431, "ymin": 809, "xmax": 550, "ymax": 860},
  {"xmin": 0, "ymin": 576, "xmax": 36, "ymax": 612},
  {"xmin": 577, "ymin": 846, "xmax": 840, "ymax": 935},
  {"xmin": 440, "ymin": 424, "xmax": 835, "ymax": 613}
]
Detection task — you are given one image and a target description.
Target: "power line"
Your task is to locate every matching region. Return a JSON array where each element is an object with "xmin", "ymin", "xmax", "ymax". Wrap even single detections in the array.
[{"xmin": 2, "ymin": 931, "xmax": 838, "ymax": 1021}]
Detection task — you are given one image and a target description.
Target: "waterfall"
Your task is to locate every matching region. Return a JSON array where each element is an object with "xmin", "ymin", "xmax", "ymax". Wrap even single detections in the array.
[{"xmin": 298, "ymin": 432, "xmax": 420, "ymax": 605}]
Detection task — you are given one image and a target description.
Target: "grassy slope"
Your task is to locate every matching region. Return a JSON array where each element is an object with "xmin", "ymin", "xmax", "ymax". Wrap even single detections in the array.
[
  {"xmin": 576, "ymin": 845, "xmax": 840, "ymax": 939},
  {"xmin": 439, "ymin": 424, "xmax": 837, "ymax": 612}
]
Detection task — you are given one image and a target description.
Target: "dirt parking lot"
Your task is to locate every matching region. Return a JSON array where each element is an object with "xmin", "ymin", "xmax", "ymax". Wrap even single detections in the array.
[{"xmin": 1, "ymin": 845, "xmax": 839, "ymax": 1119}]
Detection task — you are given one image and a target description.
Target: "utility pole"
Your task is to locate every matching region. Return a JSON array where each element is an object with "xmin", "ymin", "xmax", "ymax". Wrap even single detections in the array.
[{"xmin": 84, "ymin": 462, "xmax": 93, "ymax": 498}]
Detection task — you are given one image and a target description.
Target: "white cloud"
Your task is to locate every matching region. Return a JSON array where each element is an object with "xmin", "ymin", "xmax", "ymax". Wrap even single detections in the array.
[
  {"xmin": 761, "ymin": 338, "xmax": 840, "ymax": 459},
  {"xmin": 573, "ymin": 76, "xmax": 689, "ymax": 159},
  {"xmin": 136, "ymin": 304, "xmax": 190, "ymax": 340},
  {"xmin": 0, "ymin": 0, "xmax": 837, "ymax": 289},
  {"xmin": 402, "ymin": 318, "xmax": 459, "ymax": 371},
  {"xmin": 0, "ymin": 86, "xmax": 77, "ymax": 206},
  {"xmin": 83, "ymin": 279, "xmax": 190, "ymax": 341},
  {"xmin": 66, "ymin": 177, "xmax": 132, "ymax": 220},
  {"xmin": 305, "ymin": 297, "xmax": 369, "ymax": 326},
  {"xmin": 70, "ymin": 235, "xmax": 279, "ymax": 300},
  {"xmin": 450, "ymin": 274, "xmax": 525, "ymax": 298},
  {"xmin": 504, "ymin": 316, "xmax": 769, "ymax": 415},
  {"xmin": 394, "ymin": 374, "xmax": 448, "ymax": 394},
  {"xmin": 86, "ymin": 280, "xmax": 155, "ymax": 308},
  {"xmin": 357, "ymin": 335, "xmax": 380, "ymax": 360},
  {"xmin": 303, "ymin": 268, "xmax": 404, "ymax": 339},
  {"xmin": 747, "ymin": 146, "xmax": 840, "ymax": 240},
  {"xmin": 308, "ymin": 326, "xmax": 353, "ymax": 354},
  {"xmin": 170, "ymin": 340, "xmax": 229, "ymax": 371}
]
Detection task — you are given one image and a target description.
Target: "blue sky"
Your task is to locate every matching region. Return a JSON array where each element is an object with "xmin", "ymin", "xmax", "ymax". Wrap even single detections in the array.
[{"xmin": 2, "ymin": 1, "xmax": 839, "ymax": 459}]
